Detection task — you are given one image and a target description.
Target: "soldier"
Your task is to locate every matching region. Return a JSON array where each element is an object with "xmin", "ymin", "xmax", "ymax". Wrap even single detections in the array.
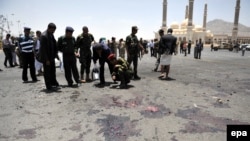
[
  {"xmin": 39, "ymin": 23, "xmax": 59, "ymax": 91},
  {"xmin": 159, "ymin": 28, "xmax": 177, "ymax": 80},
  {"xmin": 108, "ymin": 54, "xmax": 133, "ymax": 89},
  {"xmin": 75, "ymin": 26, "xmax": 94, "ymax": 83},
  {"xmin": 118, "ymin": 38, "xmax": 126, "ymax": 59},
  {"xmin": 18, "ymin": 27, "xmax": 37, "ymax": 82},
  {"xmin": 125, "ymin": 26, "xmax": 144, "ymax": 80},
  {"xmin": 110, "ymin": 37, "xmax": 117, "ymax": 56},
  {"xmin": 58, "ymin": 26, "xmax": 80, "ymax": 87}
]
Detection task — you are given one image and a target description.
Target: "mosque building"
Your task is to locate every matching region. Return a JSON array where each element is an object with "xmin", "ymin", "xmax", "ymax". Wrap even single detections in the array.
[{"xmin": 156, "ymin": 0, "xmax": 250, "ymax": 44}]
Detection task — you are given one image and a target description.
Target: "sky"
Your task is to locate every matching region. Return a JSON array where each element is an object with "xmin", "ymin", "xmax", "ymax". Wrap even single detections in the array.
[{"xmin": 1, "ymin": 0, "xmax": 249, "ymax": 40}]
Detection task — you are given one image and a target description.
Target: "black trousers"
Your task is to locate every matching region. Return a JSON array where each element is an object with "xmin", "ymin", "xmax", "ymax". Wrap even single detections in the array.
[
  {"xmin": 22, "ymin": 52, "xmax": 36, "ymax": 81},
  {"xmin": 99, "ymin": 59, "xmax": 113, "ymax": 84},
  {"xmin": 63, "ymin": 55, "xmax": 79, "ymax": 84},
  {"xmin": 80, "ymin": 53, "xmax": 91, "ymax": 76},
  {"xmin": 127, "ymin": 53, "xmax": 138, "ymax": 77},
  {"xmin": 43, "ymin": 60, "xmax": 58, "ymax": 89},
  {"xmin": 3, "ymin": 48, "xmax": 13, "ymax": 67},
  {"xmin": 197, "ymin": 49, "xmax": 202, "ymax": 59}
]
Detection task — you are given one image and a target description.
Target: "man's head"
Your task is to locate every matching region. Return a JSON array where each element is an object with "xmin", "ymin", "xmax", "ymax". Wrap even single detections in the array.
[
  {"xmin": 131, "ymin": 26, "xmax": 138, "ymax": 35},
  {"xmin": 111, "ymin": 37, "xmax": 116, "ymax": 42},
  {"xmin": 107, "ymin": 54, "xmax": 117, "ymax": 64},
  {"xmin": 82, "ymin": 26, "xmax": 88, "ymax": 34},
  {"xmin": 167, "ymin": 28, "xmax": 173, "ymax": 34},
  {"xmin": 47, "ymin": 23, "xmax": 56, "ymax": 34},
  {"xmin": 6, "ymin": 34, "xmax": 11, "ymax": 39},
  {"xmin": 65, "ymin": 26, "xmax": 74, "ymax": 38},
  {"xmin": 158, "ymin": 29, "xmax": 164, "ymax": 36},
  {"xmin": 36, "ymin": 30, "xmax": 41, "ymax": 38},
  {"xmin": 24, "ymin": 27, "xmax": 31, "ymax": 36}
]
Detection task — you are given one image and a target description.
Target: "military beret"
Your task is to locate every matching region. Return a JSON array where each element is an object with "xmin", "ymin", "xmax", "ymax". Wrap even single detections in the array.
[
  {"xmin": 132, "ymin": 26, "xmax": 138, "ymax": 30},
  {"xmin": 107, "ymin": 54, "xmax": 116, "ymax": 60},
  {"xmin": 24, "ymin": 27, "xmax": 31, "ymax": 30},
  {"xmin": 66, "ymin": 26, "xmax": 74, "ymax": 32}
]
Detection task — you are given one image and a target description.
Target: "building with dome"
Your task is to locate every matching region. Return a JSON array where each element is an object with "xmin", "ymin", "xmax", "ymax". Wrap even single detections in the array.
[
  {"xmin": 155, "ymin": 0, "xmax": 212, "ymax": 43},
  {"xmin": 156, "ymin": 0, "xmax": 249, "ymax": 44}
]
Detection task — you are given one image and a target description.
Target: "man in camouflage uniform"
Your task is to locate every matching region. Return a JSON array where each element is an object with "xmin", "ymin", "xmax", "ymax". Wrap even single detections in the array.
[
  {"xmin": 108, "ymin": 54, "xmax": 133, "ymax": 89},
  {"xmin": 75, "ymin": 26, "xmax": 94, "ymax": 82},
  {"xmin": 125, "ymin": 26, "xmax": 144, "ymax": 80}
]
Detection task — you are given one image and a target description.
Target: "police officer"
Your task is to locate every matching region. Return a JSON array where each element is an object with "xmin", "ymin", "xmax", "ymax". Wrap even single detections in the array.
[
  {"xmin": 18, "ymin": 27, "xmax": 37, "ymax": 82},
  {"xmin": 75, "ymin": 26, "xmax": 94, "ymax": 83},
  {"xmin": 58, "ymin": 26, "xmax": 80, "ymax": 87},
  {"xmin": 125, "ymin": 26, "xmax": 144, "ymax": 80}
]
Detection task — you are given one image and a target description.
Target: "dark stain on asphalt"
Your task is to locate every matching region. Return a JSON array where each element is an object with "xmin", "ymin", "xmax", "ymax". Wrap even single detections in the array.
[
  {"xmin": 0, "ymin": 133, "xmax": 10, "ymax": 140},
  {"xmin": 69, "ymin": 124, "xmax": 81, "ymax": 132},
  {"xmin": 175, "ymin": 108, "xmax": 249, "ymax": 133},
  {"xmin": 17, "ymin": 128, "xmax": 37, "ymax": 139},
  {"xmin": 97, "ymin": 95, "xmax": 143, "ymax": 109},
  {"xmin": 96, "ymin": 115, "xmax": 141, "ymax": 141},
  {"xmin": 70, "ymin": 91, "xmax": 80, "ymax": 101},
  {"xmin": 140, "ymin": 103, "xmax": 171, "ymax": 118},
  {"xmin": 170, "ymin": 136, "xmax": 178, "ymax": 141},
  {"xmin": 87, "ymin": 109, "xmax": 101, "ymax": 116}
]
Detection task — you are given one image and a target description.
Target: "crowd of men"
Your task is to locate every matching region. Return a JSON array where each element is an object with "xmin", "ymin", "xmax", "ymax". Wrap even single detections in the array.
[{"xmin": 2, "ymin": 22, "xmax": 206, "ymax": 91}]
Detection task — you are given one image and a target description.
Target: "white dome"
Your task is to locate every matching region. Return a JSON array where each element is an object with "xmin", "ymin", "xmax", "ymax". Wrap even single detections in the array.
[{"xmin": 170, "ymin": 21, "xmax": 179, "ymax": 29}]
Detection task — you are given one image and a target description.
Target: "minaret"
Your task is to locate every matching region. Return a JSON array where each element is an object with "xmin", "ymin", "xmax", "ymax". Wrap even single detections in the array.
[
  {"xmin": 232, "ymin": 0, "xmax": 240, "ymax": 42},
  {"xmin": 203, "ymin": 3, "xmax": 207, "ymax": 32},
  {"xmin": 188, "ymin": 0, "xmax": 194, "ymax": 26},
  {"xmin": 162, "ymin": 0, "xmax": 167, "ymax": 32},
  {"xmin": 187, "ymin": 0, "xmax": 194, "ymax": 41},
  {"xmin": 185, "ymin": 5, "xmax": 189, "ymax": 19}
]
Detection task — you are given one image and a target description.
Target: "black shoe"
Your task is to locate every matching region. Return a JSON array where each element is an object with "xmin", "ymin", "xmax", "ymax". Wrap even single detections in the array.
[
  {"xmin": 4, "ymin": 63, "xmax": 7, "ymax": 67},
  {"xmin": 96, "ymin": 82, "xmax": 105, "ymax": 87},
  {"xmin": 134, "ymin": 75, "xmax": 141, "ymax": 80},
  {"xmin": 32, "ymin": 79, "xmax": 38, "ymax": 82},
  {"xmin": 116, "ymin": 84, "xmax": 127, "ymax": 89},
  {"xmin": 68, "ymin": 83, "xmax": 73, "ymax": 87},
  {"xmin": 0, "ymin": 69, "xmax": 3, "ymax": 71}
]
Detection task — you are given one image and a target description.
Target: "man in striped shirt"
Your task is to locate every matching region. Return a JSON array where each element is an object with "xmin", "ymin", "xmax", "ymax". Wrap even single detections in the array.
[{"xmin": 18, "ymin": 27, "xmax": 37, "ymax": 82}]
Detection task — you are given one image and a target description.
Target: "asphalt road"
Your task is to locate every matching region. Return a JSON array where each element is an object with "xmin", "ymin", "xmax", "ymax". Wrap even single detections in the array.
[{"xmin": 0, "ymin": 46, "xmax": 249, "ymax": 141}]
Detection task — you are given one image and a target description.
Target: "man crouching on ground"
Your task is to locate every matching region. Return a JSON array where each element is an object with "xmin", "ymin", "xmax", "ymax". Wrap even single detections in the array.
[{"xmin": 108, "ymin": 54, "xmax": 133, "ymax": 89}]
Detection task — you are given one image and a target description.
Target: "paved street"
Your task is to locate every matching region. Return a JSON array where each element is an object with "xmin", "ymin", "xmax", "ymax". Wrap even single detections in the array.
[{"xmin": 0, "ymin": 46, "xmax": 250, "ymax": 141}]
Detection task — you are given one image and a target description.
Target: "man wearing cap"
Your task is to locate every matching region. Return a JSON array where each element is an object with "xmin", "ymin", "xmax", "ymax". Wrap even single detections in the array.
[
  {"xmin": 39, "ymin": 23, "xmax": 59, "ymax": 91},
  {"xmin": 158, "ymin": 28, "xmax": 177, "ymax": 80},
  {"xmin": 108, "ymin": 54, "xmax": 133, "ymax": 89},
  {"xmin": 75, "ymin": 26, "xmax": 95, "ymax": 83},
  {"xmin": 125, "ymin": 26, "xmax": 144, "ymax": 80},
  {"xmin": 18, "ymin": 27, "xmax": 37, "ymax": 82},
  {"xmin": 58, "ymin": 27, "xmax": 80, "ymax": 87}
]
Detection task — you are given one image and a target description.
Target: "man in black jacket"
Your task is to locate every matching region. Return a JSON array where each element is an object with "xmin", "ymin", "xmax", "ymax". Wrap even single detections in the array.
[
  {"xmin": 39, "ymin": 23, "xmax": 59, "ymax": 91},
  {"xmin": 92, "ymin": 43, "xmax": 113, "ymax": 86},
  {"xmin": 159, "ymin": 28, "xmax": 177, "ymax": 80}
]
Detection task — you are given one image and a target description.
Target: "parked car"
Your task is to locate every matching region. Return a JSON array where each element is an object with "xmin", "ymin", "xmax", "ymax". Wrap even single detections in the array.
[
  {"xmin": 246, "ymin": 44, "xmax": 250, "ymax": 51},
  {"xmin": 213, "ymin": 42, "xmax": 233, "ymax": 51}
]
